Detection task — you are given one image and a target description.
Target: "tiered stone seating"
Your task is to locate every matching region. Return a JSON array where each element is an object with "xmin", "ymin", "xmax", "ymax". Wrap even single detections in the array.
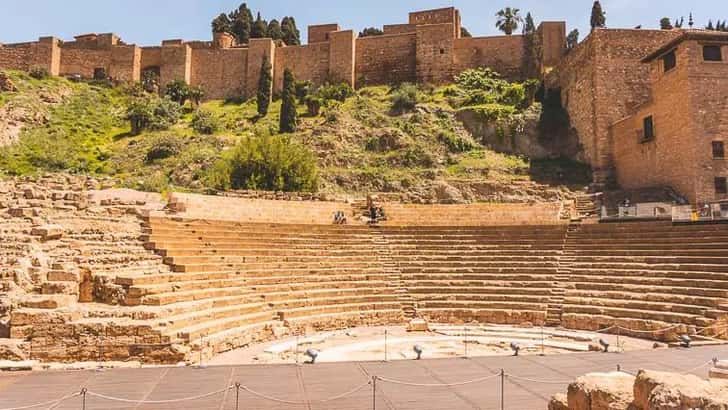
[
  {"xmin": 125, "ymin": 217, "xmax": 403, "ymax": 356},
  {"xmin": 378, "ymin": 203, "xmax": 564, "ymax": 226},
  {"xmin": 384, "ymin": 225, "xmax": 568, "ymax": 325},
  {"xmin": 560, "ymin": 222, "xmax": 728, "ymax": 338}
]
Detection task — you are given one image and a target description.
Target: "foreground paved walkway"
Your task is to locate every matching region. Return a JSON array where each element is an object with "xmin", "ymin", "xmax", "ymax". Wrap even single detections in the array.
[{"xmin": 0, "ymin": 346, "xmax": 724, "ymax": 410}]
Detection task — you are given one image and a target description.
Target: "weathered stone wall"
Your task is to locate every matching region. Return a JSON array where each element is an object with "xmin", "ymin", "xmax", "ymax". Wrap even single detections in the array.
[
  {"xmin": 416, "ymin": 23, "xmax": 455, "ymax": 84},
  {"xmin": 308, "ymin": 24, "xmax": 340, "ymax": 44},
  {"xmin": 189, "ymin": 44, "xmax": 247, "ymax": 100},
  {"xmin": 612, "ymin": 39, "xmax": 728, "ymax": 203},
  {"xmin": 328, "ymin": 30, "xmax": 356, "ymax": 86},
  {"xmin": 538, "ymin": 22, "xmax": 566, "ymax": 68},
  {"xmin": 383, "ymin": 24, "xmax": 416, "ymax": 35},
  {"xmin": 355, "ymin": 33, "xmax": 417, "ymax": 87},
  {"xmin": 453, "ymin": 35, "xmax": 525, "ymax": 80},
  {"xmin": 273, "ymin": 42, "xmax": 329, "ymax": 93},
  {"xmin": 140, "ymin": 47, "xmax": 162, "ymax": 71},
  {"xmin": 0, "ymin": 37, "xmax": 60, "ymax": 75},
  {"xmin": 160, "ymin": 41, "xmax": 191, "ymax": 86},
  {"xmin": 246, "ymin": 38, "xmax": 275, "ymax": 98},
  {"xmin": 409, "ymin": 7, "xmax": 460, "ymax": 38},
  {"xmin": 548, "ymin": 29, "xmax": 680, "ymax": 180}
]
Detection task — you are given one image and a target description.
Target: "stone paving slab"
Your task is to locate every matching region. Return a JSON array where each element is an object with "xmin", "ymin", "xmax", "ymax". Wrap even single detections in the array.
[{"xmin": 0, "ymin": 346, "xmax": 724, "ymax": 410}]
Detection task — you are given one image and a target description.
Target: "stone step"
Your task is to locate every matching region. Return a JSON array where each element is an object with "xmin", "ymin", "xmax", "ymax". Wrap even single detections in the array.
[{"xmin": 561, "ymin": 305, "xmax": 710, "ymax": 325}]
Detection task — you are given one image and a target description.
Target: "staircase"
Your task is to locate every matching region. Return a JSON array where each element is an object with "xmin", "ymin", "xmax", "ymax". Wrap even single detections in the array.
[
  {"xmin": 370, "ymin": 227, "xmax": 415, "ymax": 319},
  {"xmin": 547, "ymin": 222, "xmax": 580, "ymax": 326},
  {"xmin": 574, "ymin": 194, "xmax": 601, "ymax": 221}
]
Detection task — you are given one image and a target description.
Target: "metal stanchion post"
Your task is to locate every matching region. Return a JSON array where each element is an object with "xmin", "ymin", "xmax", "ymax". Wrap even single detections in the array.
[
  {"xmin": 464, "ymin": 326, "xmax": 468, "ymax": 358},
  {"xmin": 81, "ymin": 387, "xmax": 87, "ymax": 410},
  {"xmin": 384, "ymin": 330, "xmax": 388, "ymax": 362},
  {"xmin": 372, "ymin": 376, "xmax": 377, "ymax": 410},
  {"xmin": 541, "ymin": 325, "xmax": 545, "ymax": 356},
  {"xmin": 235, "ymin": 382, "xmax": 241, "ymax": 410},
  {"xmin": 617, "ymin": 327, "xmax": 621, "ymax": 353},
  {"xmin": 295, "ymin": 334, "xmax": 300, "ymax": 365},
  {"xmin": 500, "ymin": 369, "xmax": 505, "ymax": 410}
]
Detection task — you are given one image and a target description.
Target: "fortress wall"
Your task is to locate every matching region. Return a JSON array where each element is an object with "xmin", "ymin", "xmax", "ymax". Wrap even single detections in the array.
[
  {"xmin": 190, "ymin": 47, "xmax": 248, "ymax": 100},
  {"xmin": 328, "ymin": 30, "xmax": 356, "ymax": 86},
  {"xmin": 355, "ymin": 33, "xmax": 416, "ymax": 87},
  {"xmin": 110, "ymin": 45, "xmax": 141, "ymax": 82},
  {"xmin": 140, "ymin": 47, "xmax": 162, "ymax": 70},
  {"xmin": 274, "ymin": 42, "xmax": 330, "ymax": 93},
  {"xmin": 453, "ymin": 35, "xmax": 524, "ymax": 80},
  {"xmin": 59, "ymin": 46, "xmax": 112, "ymax": 79},
  {"xmin": 409, "ymin": 7, "xmax": 460, "ymax": 38},
  {"xmin": 246, "ymin": 39, "xmax": 275, "ymax": 97},
  {"xmin": 538, "ymin": 22, "xmax": 566, "ymax": 68},
  {"xmin": 309, "ymin": 24, "xmax": 340, "ymax": 44},
  {"xmin": 383, "ymin": 24, "xmax": 416, "ymax": 35},
  {"xmin": 0, "ymin": 37, "xmax": 60, "ymax": 74},
  {"xmin": 549, "ymin": 29, "xmax": 680, "ymax": 177},
  {"xmin": 416, "ymin": 23, "xmax": 455, "ymax": 84},
  {"xmin": 160, "ymin": 43, "xmax": 191, "ymax": 86}
]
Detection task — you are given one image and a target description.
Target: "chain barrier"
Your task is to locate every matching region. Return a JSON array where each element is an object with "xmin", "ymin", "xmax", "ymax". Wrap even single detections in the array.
[
  {"xmin": 0, "ymin": 391, "xmax": 80, "ymax": 410},
  {"xmin": 84, "ymin": 385, "xmax": 234, "ymax": 404},
  {"xmin": 238, "ymin": 379, "xmax": 372, "ymax": 404},
  {"xmin": 0, "ymin": 357, "xmax": 722, "ymax": 409},
  {"xmin": 377, "ymin": 372, "xmax": 501, "ymax": 387}
]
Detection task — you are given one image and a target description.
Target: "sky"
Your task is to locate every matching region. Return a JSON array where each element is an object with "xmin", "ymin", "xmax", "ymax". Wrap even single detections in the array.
[{"xmin": 2, "ymin": 1, "xmax": 728, "ymax": 46}]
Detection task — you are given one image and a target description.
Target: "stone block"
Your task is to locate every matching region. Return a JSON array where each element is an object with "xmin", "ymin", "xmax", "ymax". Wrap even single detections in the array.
[
  {"xmin": 30, "ymin": 224, "xmax": 64, "ymax": 241},
  {"xmin": 634, "ymin": 370, "xmax": 728, "ymax": 409},
  {"xmin": 406, "ymin": 318, "xmax": 429, "ymax": 332},
  {"xmin": 567, "ymin": 372, "xmax": 635, "ymax": 410}
]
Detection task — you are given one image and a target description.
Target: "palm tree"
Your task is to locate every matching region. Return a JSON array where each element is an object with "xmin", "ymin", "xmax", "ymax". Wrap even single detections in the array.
[{"xmin": 495, "ymin": 8, "xmax": 523, "ymax": 35}]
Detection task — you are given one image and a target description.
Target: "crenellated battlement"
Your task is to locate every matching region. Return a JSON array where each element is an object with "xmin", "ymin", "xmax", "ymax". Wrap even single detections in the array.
[{"xmin": 0, "ymin": 7, "xmax": 566, "ymax": 99}]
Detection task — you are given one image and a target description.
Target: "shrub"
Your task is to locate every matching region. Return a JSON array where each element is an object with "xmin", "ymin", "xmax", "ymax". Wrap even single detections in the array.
[
  {"xmin": 438, "ymin": 130, "xmax": 476, "ymax": 153},
  {"xmin": 126, "ymin": 95, "xmax": 181, "ymax": 135},
  {"xmin": 390, "ymin": 83, "xmax": 419, "ymax": 115},
  {"xmin": 164, "ymin": 80, "xmax": 191, "ymax": 105},
  {"xmin": 398, "ymin": 145, "xmax": 434, "ymax": 168},
  {"xmin": 191, "ymin": 110, "xmax": 219, "ymax": 134},
  {"xmin": 28, "ymin": 67, "xmax": 49, "ymax": 80},
  {"xmin": 305, "ymin": 96, "xmax": 323, "ymax": 116},
  {"xmin": 206, "ymin": 133, "xmax": 318, "ymax": 192},
  {"xmin": 141, "ymin": 70, "xmax": 160, "ymax": 93},
  {"xmin": 522, "ymin": 79, "xmax": 541, "ymax": 108},
  {"xmin": 279, "ymin": 69, "xmax": 298, "ymax": 133},
  {"xmin": 188, "ymin": 85, "xmax": 205, "ymax": 108},
  {"xmin": 455, "ymin": 68, "xmax": 506, "ymax": 93},
  {"xmin": 465, "ymin": 103, "xmax": 517, "ymax": 123},
  {"xmin": 294, "ymin": 80, "xmax": 313, "ymax": 104},
  {"xmin": 499, "ymin": 83, "xmax": 526, "ymax": 107},
  {"xmin": 315, "ymin": 83, "xmax": 354, "ymax": 102},
  {"xmin": 256, "ymin": 55, "xmax": 273, "ymax": 116},
  {"xmin": 146, "ymin": 136, "xmax": 182, "ymax": 162}
]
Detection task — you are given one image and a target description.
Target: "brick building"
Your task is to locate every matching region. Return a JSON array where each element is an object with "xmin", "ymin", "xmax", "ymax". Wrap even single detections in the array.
[
  {"xmin": 610, "ymin": 31, "xmax": 728, "ymax": 204},
  {"xmin": 0, "ymin": 7, "xmax": 565, "ymax": 100}
]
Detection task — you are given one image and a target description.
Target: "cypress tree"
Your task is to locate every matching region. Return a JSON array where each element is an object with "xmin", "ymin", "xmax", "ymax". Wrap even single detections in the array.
[
  {"xmin": 590, "ymin": 1, "xmax": 606, "ymax": 30},
  {"xmin": 267, "ymin": 19, "xmax": 284, "ymax": 40},
  {"xmin": 279, "ymin": 69, "xmax": 298, "ymax": 133},
  {"xmin": 281, "ymin": 17, "xmax": 301, "ymax": 46},
  {"xmin": 256, "ymin": 55, "xmax": 272, "ymax": 117},
  {"xmin": 230, "ymin": 3, "xmax": 253, "ymax": 44},
  {"xmin": 523, "ymin": 12, "xmax": 536, "ymax": 34},
  {"xmin": 707, "ymin": 20, "xmax": 715, "ymax": 30},
  {"xmin": 251, "ymin": 12, "xmax": 268, "ymax": 38}
]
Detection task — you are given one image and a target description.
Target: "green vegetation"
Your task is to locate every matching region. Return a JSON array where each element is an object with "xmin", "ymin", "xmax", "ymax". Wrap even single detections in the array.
[
  {"xmin": 590, "ymin": 1, "xmax": 606, "ymax": 30},
  {"xmin": 495, "ymin": 7, "xmax": 523, "ymax": 35},
  {"xmin": 256, "ymin": 55, "xmax": 272, "ymax": 116},
  {"xmin": 207, "ymin": 132, "xmax": 318, "ymax": 192},
  {"xmin": 0, "ymin": 65, "xmax": 587, "ymax": 196},
  {"xmin": 279, "ymin": 69, "xmax": 298, "ymax": 133},
  {"xmin": 210, "ymin": 3, "xmax": 300, "ymax": 45}
]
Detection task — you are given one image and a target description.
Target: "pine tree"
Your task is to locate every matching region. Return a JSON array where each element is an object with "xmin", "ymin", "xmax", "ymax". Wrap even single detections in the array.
[
  {"xmin": 279, "ymin": 69, "xmax": 298, "ymax": 133},
  {"xmin": 523, "ymin": 12, "xmax": 536, "ymax": 34},
  {"xmin": 256, "ymin": 56, "xmax": 272, "ymax": 117},
  {"xmin": 251, "ymin": 12, "xmax": 268, "ymax": 38},
  {"xmin": 566, "ymin": 29, "xmax": 580, "ymax": 52},
  {"xmin": 281, "ymin": 17, "xmax": 301, "ymax": 46},
  {"xmin": 660, "ymin": 17, "xmax": 673, "ymax": 30},
  {"xmin": 707, "ymin": 20, "xmax": 715, "ymax": 30},
  {"xmin": 267, "ymin": 19, "xmax": 284, "ymax": 40},
  {"xmin": 229, "ymin": 3, "xmax": 254, "ymax": 44},
  {"xmin": 212, "ymin": 13, "xmax": 232, "ymax": 34},
  {"xmin": 590, "ymin": 1, "xmax": 606, "ymax": 30},
  {"xmin": 674, "ymin": 17, "xmax": 684, "ymax": 28}
]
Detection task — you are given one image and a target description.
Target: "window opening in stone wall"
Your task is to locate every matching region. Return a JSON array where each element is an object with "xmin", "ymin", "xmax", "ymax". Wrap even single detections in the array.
[
  {"xmin": 440, "ymin": 48, "xmax": 445, "ymax": 55},
  {"xmin": 641, "ymin": 115, "xmax": 655, "ymax": 142},
  {"xmin": 662, "ymin": 50, "xmax": 676, "ymax": 72},
  {"xmin": 716, "ymin": 177, "xmax": 728, "ymax": 195},
  {"xmin": 93, "ymin": 67, "xmax": 107, "ymax": 80},
  {"xmin": 713, "ymin": 141, "xmax": 725, "ymax": 159},
  {"xmin": 703, "ymin": 45, "xmax": 723, "ymax": 62}
]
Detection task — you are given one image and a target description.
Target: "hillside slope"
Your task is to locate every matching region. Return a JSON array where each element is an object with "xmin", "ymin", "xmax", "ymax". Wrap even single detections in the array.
[{"xmin": 0, "ymin": 70, "xmax": 590, "ymax": 203}]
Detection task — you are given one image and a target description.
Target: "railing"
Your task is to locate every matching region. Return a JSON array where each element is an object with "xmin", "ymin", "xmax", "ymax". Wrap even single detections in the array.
[
  {"xmin": 600, "ymin": 202, "xmax": 673, "ymax": 221},
  {"xmin": 673, "ymin": 202, "xmax": 728, "ymax": 223}
]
